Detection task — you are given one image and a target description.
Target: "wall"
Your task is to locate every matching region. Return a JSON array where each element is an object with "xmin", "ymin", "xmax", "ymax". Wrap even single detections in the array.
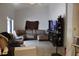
[
  {"xmin": 14, "ymin": 4, "xmax": 49, "ymax": 30},
  {"xmin": 66, "ymin": 3, "xmax": 73, "ymax": 56},
  {"xmin": 14, "ymin": 3, "xmax": 66, "ymax": 30},
  {"xmin": 73, "ymin": 4, "xmax": 79, "ymax": 36},
  {"xmin": 0, "ymin": 4, "xmax": 15, "ymax": 32},
  {"xmin": 49, "ymin": 3, "xmax": 66, "ymax": 20},
  {"xmin": 65, "ymin": 3, "xmax": 79, "ymax": 56}
]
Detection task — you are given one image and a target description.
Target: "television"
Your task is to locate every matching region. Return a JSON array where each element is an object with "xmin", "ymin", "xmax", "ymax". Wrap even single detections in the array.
[{"xmin": 49, "ymin": 20, "xmax": 58, "ymax": 31}]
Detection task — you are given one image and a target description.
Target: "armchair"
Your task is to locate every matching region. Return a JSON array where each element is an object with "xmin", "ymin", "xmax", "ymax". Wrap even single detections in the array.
[
  {"xmin": 24, "ymin": 21, "xmax": 39, "ymax": 40},
  {"xmin": 12, "ymin": 30, "xmax": 24, "ymax": 46}
]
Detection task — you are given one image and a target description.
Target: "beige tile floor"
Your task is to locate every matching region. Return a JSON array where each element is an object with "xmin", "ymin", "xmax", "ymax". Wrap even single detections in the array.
[{"xmin": 23, "ymin": 40, "xmax": 65, "ymax": 56}]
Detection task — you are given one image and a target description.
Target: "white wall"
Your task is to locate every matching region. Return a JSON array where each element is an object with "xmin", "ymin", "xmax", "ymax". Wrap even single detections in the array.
[
  {"xmin": 14, "ymin": 3, "xmax": 66, "ymax": 30},
  {"xmin": 49, "ymin": 3, "xmax": 66, "ymax": 20},
  {"xmin": 66, "ymin": 3, "xmax": 73, "ymax": 56},
  {"xmin": 0, "ymin": 4, "xmax": 15, "ymax": 32},
  {"xmin": 14, "ymin": 4, "xmax": 49, "ymax": 30},
  {"xmin": 0, "ymin": 3, "xmax": 66, "ymax": 32}
]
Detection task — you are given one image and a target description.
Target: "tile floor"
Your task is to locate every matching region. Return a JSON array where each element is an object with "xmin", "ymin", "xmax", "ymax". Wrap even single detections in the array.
[{"xmin": 23, "ymin": 40, "xmax": 65, "ymax": 56}]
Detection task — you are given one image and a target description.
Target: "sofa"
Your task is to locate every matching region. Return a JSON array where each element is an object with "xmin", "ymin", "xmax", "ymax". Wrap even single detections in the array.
[{"xmin": 24, "ymin": 30, "xmax": 48, "ymax": 41}]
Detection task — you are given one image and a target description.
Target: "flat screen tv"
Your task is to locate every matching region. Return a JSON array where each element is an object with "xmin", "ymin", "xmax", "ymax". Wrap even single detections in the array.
[{"xmin": 49, "ymin": 20, "xmax": 58, "ymax": 31}]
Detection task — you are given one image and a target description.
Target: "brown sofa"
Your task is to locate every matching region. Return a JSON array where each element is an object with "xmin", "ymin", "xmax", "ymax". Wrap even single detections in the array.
[{"xmin": 14, "ymin": 21, "xmax": 48, "ymax": 41}]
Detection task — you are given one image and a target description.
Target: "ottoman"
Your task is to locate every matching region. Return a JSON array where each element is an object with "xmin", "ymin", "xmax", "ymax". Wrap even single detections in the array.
[{"xmin": 37, "ymin": 34, "xmax": 48, "ymax": 41}]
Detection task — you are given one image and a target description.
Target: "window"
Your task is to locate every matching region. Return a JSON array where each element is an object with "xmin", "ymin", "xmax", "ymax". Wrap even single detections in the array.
[{"xmin": 7, "ymin": 17, "xmax": 14, "ymax": 33}]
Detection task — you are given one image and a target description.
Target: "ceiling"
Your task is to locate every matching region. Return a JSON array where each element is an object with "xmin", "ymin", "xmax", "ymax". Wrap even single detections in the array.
[{"xmin": 0, "ymin": 3, "xmax": 49, "ymax": 10}]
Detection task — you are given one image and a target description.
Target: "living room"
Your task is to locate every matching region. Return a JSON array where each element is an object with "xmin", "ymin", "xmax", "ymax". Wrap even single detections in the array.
[
  {"xmin": 0, "ymin": 3, "xmax": 79, "ymax": 56},
  {"xmin": 0, "ymin": 3, "xmax": 66, "ymax": 56}
]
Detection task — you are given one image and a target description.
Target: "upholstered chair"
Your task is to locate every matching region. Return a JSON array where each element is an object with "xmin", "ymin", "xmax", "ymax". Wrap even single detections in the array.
[{"xmin": 24, "ymin": 21, "xmax": 39, "ymax": 40}]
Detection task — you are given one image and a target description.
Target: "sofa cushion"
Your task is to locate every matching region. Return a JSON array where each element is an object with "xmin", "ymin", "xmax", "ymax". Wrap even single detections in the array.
[
  {"xmin": 36, "ymin": 30, "xmax": 47, "ymax": 35},
  {"xmin": 26, "ymin": 30, "xmax": 36, "ymax": 35},
  {"xmin": 26, "ymin": 30, "xmax": 33, "ymax": 35}
]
